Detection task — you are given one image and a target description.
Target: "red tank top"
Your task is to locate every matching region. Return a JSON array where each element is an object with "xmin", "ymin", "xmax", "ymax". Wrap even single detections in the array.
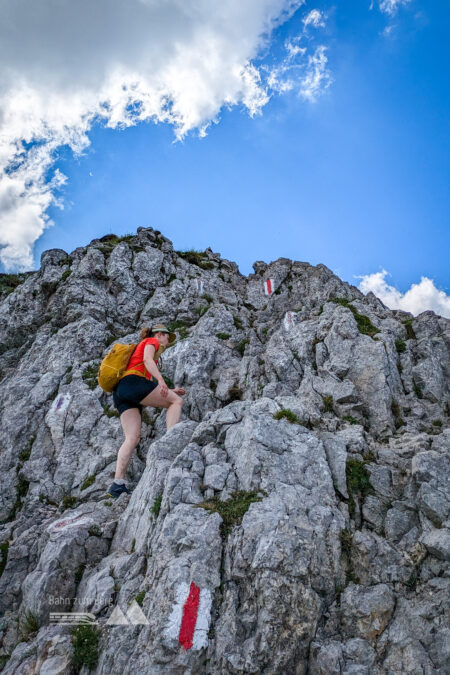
[{"xmin": 126, "ymin": 337, "xmax": 160, "ymax": 380}]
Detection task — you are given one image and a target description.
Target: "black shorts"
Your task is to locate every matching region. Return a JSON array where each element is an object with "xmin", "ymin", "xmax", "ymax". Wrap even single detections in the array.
[{"xmin": 113, "ymin": 375, "xmax": 158, "ymax": 416}]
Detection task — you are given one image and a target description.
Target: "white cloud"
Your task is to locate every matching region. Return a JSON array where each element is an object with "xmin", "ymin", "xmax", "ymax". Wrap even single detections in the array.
[
  {"xmin": 357, "ymin": 270, "xmax": 450, "ymax": 319},
  {"xmin": 302, "ymin": 9, "xmax": 325, "ymax": 28},
  {"xmin": 0, "ymin": 0, "xmax": 316, "ymax": 271},
  {"xmin": 382, "ymin": 24, "xmax": 397, "ymax": 37},
  {"xmin": 378, "ymin": 0, "xmax": 412, "ymax": 16},
  {"xmin": 268, "ymin": 34, "xmax": 331, "ymax": 101},
  {"xmin": 299, "ymin": 46, "xmax": 332, "ymax": 102}
]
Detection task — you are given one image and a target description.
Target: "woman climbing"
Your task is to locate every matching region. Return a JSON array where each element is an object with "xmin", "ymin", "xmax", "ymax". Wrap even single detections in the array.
[{"xmin": 107, "ymin": 323, "xmax": 185, "ymax": 499}]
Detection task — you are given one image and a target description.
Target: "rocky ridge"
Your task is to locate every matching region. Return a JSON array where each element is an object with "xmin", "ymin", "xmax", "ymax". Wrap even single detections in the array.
[{"xmin": 0, "ymin": 227, "xmax": 448, "ymax": 674}]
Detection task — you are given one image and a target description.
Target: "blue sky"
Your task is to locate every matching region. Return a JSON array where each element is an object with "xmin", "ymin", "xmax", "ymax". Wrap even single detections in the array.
[{"xmin": 1, "ymin": 0, "xmax": 449, "ymax": 315}]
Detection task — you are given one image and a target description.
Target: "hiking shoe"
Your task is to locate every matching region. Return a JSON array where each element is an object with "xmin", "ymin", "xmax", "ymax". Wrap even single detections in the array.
[{"xmin": 107, "ymin": 482, "xmax": 131, "ymax": 499}]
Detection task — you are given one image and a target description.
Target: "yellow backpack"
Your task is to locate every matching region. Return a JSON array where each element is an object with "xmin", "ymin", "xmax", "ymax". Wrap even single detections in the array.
[{"xmin": 97, "ymin": 342, "xmax": 166, "ymax": 393}]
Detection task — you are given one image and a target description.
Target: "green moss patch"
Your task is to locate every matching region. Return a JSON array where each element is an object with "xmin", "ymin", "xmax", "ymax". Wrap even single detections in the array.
[
  {"xmin": 82, "ymin": 363, "xmax": 100, "ymax": 390},
  {"xmin": 194, "ymin": 490, "xmax": 266, "ymax": 537},
  {"xmin": 331, "ymin": 298, "xmax": 380, "ymax": 338},
  {"xmin": 216, "ymin": 332, "xmax": 231, "ymax": 340}
]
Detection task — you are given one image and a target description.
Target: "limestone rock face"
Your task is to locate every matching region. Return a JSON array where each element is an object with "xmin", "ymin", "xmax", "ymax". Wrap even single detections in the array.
[{"xmin": 0, "ymin": 228, "xmax": 449, "ymax": 674}]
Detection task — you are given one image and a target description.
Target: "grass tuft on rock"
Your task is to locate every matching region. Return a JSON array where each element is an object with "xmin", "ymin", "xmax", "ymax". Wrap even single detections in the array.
[
  {"xmin": 195, "ymin": 490, "xmax": 266, "ymax": 537},
  {"xmin": 395, "ymin": 339, "xmax": 406, "ymax": 354},
  {"xmin": 19, "ymin": 610, "xmax": 39, "ymax": 641},
  {"xmin": 339, "ymin": 529, "xmax": 353, "ymax": 556},
  {"xmin": 402, "ymin": 318, "xmax": 416, "ymax": 340},
  {"xmin": 0, "ymin": 272, "xmax": 30, "ymax": 297},
  {"xmin": 71, "ymin": 621, "xmax": 100, "ymax": 671},
  {"xmin": 80, "ymin": 475, "xmax": 95, "ymax": 491},
  {"xmin": 0, "ymin": 541, "xmax": 9, "ymax": 579},
  {"xmin": 19, "ymin": 434, "xmax": 36, "ymax": 462},
  {"xmin": 151, "ymin": 493, "xmax": 163, "ymax": 517},
  {"xmin": 61, "ymin": 495, "xmax": 77, "ymax": 511},
  {"xmin": 176, "ymin": 249, "xmax": 214, "ymax": 270},
  {"xmin": 331, "ymin": 298, "xmax": 380, "ymax": 338},
  {"xmin": 346, "ymin": 459, "xmax": 373, "ymax": 497},
  {"xmin": 342, "ymin": 415, "xmax": 360, "ymax": 425},
  {"xmin": 273, "ymin": 409, "xmax": 300, "ymax": 424},
  {"xmin": 322, "ymin": 395, "xmax": 334, "ymax": 413},
  {"xmin": 233, "ymin": 316, "xmax": 243, "ymax": 330},
  {"xmin": 102, "ymin": 404, "xmax": 119, "ymax": 418},
  {"xmin": 167, "ymin": 320, "xmax": 189, "ymax": 340},
  {"xmin": 391, "ymin": 399, "xmax": 405, "ymax": 429},
  {"xmin": 236, "ymin": 339, "xmax": 249, "ymax": 356},
  {"xmin": 413, "ymin": 383, "xmax": 423, "ymax": 399},
  {"xmin": 135, "ymin": 590, "xmax": 146, "ymax": 607},
  {"xmin": 216, "ymin": 332, "xmax": 231, "ymax": 340}
]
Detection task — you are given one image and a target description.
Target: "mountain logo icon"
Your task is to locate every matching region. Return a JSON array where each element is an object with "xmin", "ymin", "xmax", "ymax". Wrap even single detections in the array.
[{"xmin": 106, "ymin": 601, "xmax": 149, "ymax": 626}]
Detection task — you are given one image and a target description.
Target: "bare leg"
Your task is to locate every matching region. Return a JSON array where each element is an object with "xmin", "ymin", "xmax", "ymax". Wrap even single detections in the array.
[
  {"xmin": 115, "ymin": 408, "xmax": 141, "ymax": 479},
  {"xmin": 139, "ymin": 386, "xmax": 183, "ymax": 431}
]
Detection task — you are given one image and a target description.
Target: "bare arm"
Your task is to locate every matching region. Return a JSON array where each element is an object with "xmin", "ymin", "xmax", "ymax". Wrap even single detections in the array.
[{"xmin": 143, "ymin": 344, "xmax": 167, "ymax": 396}]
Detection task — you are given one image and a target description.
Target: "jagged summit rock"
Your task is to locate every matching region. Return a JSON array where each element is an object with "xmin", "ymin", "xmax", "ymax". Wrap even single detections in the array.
[{"xmin": 0, "ymin": 227, "xmax": 449, "ymax": 673}]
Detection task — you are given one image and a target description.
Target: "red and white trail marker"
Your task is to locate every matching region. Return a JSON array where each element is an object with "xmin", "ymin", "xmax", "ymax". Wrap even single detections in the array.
[
  {"xmin": 195, "ymin": 279, "xmax": 204, "ymax": 295},
  {"xmin": 166, "ymin": 582, "xmax": 212, "ymax": 650},
  {"xmin": 283, "ymin": 311, "xmax": 294, "ymax": 331},
  {"xmin": 50, "ymin": 393, "xmax": 72, "ymax": 415},
  {"xmin": 264, "ymin": 279, "xmax": 274, "ymax": 296}
]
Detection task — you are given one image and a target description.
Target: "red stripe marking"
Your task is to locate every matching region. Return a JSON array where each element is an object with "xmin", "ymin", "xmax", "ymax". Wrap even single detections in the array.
[
  {"xmin": 266, "ymin": 279, "xmax": 272, "ymax": 295},
  {"xmin": 178, "ymin": 582, "xmax": 200, "ymax": 649}
]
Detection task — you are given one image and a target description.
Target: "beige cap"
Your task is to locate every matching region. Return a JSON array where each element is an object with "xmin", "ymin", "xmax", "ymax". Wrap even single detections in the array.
[{"xmin": 151, "ymin": 323, "xmax": 176, "ymax": 345}]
